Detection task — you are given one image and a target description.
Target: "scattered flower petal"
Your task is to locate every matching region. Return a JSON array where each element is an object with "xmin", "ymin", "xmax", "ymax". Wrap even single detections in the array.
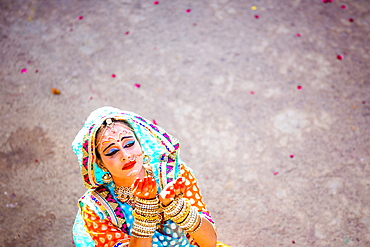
[
  {"xmin": 125, "ymin": 31, "xmax": 129, "ymax": 35},
  {"xmin": 89, "ymin": 96, "xmax": 93, "ymax": 100},
  {"xmin": 35, "ymin": 69, "xmax": 39, "ymax": 73},
  {"xmin": 273, "ymin": 172, "xmax": 279, "ymax": 176},
  {"xmin": 254, "ymin": 15, "xmax": 260, "ymax": 19},
  {"xmin": 351, "ymin": 126, "xmax": 356, "ymax": 130},
  {"xmin": 186, "ymin": 9, "xmax": 191, "ymax": 13},
  {"xmin": 21, "ymin": 68, "xmax": 27, "ymax": 73},
  {"xmin": 290, "ymin": 154, "xmax": 294, "ymax": 158},
  {"xmin": 292, "ymin": 240, "xmax": 296, "ymax": 244},
  {"xmin": 295, "ymin": 33, "xmax": 301, "ymax": 37},
  {"xmin": 362, "ymin": 101, "xmax": 366, "ymax": 104},
  {"xmin": 153, "ymin": 119, "xmax": 158, "ymax": 125},
  {"xmin": 35, "ymin": 159, "xmax": 39, "ymax": 162},
  {"xmin": 78, "ymin": 16, "xmax": 83, "ymax": 20},
  {"xmin": 341, "ymin": 5, "xmax": 346, "ymax": 9},
  {"xmin": 297, "ymin": 85, "xmax": 302, "ymax": 90},
  {"xmin": 193, "ymin": 23, "xmax": 197, "ymax": 26},
  {"xmin": 153, "ymin": 1, "xmax": 159, "ymax": 4},
  {"xmin": 348, "ymin": 18, "xmax": 354, "ymax": 22},
  {"xmin": 111, "ymin": 74, "xmax": 116, "ymax": 78},
  {"xmin": 250, "ymin": 91, "xmax": 255, "ymax": 95},
  {"xmin": 337, "ymin": 55, "xmax": 343, "ymax": 60},
  {"xmin": 251, "ymin": 6, "xmax": 257, "ymax": 10},
  {"xmin": 134, "ymin": 83, "xmax": 141, "ymax": 88},
  {"xmin": 52, "ymin": 88, "xmax": 61, "ymax": 95},
  {"xmin": 322, "ymin": 0, "xmax": 333, "ymax": 3}
]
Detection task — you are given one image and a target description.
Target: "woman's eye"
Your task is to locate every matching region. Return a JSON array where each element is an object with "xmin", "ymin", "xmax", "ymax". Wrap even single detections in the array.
[
  {"xmin": 105, "ymin": 148, "xmax": 119, "ymax": 157},
  {"xmin": 124, "ymin": 140, "xmax": 135, "ymax": 148}
]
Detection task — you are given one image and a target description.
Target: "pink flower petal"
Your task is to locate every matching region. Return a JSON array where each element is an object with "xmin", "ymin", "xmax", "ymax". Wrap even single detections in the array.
[
  {"xmin": 35, "ymin": 69, "xmax": 39, "ymax": 73},
  {"xmin": 134, "ymin": 83, "xmax": 141, "ymax": 88},
  {"xmin": 290, "ymin": 154, "xmax": 294, "ymax": 158},
  {"xmin": 250, "ymin": 91, "xmax": 255, "ymax": 95},
  {"xmin": 21, "ymin": 68, "xmax": 27, "ymax": 73},
  {"xmin": 273, "ymin": 172, "xmax": 279, "ymax": 176},
  {"xmin": 337, "ymin": 55, "xmax": 343, "ymax": 60},
  {"xmin": 297, "ymin": 85, "xmax": 302, "ymax": 90},
  {"xmin": 295, "ymin": 33, "xmax": 301, "ymax": 37},
  {"xmin": 348, "ymin": 18, "xmax": 354, "ymax": 22},
  {"xmin": 111, "ymin": 74, "xmax": 116, "ymax": 78},
  {"xmin": 186, "ymin": 9, "xmax": 191, "ymax": 13},
  {"xmin": 153, "ymin": 1, "xmax": 159, "ymax": 4},
  {"xmin": 254, "ymin": 15, "xmax": 260, "ymax": 19},
  {"xmin": 341, "ymin": 5, "xmax": 346, "ymax": 9},
  {"xmin": 152, "ymin": 119, "xmax": 158, "ymax": 125},
  {"xmin": 78, "ymin": 16, "xmax": 83, "ymax": 20},
  {"xmin": 362, "ymin": 101, "xmax": 366, "ymax": 104},
  {"xmin": 125, "ymin": 31, "xmax": 129, "ymax": 35},
  {"xmin": 35, "ymin": 159, "xmax": 39, "ymax": 162}
]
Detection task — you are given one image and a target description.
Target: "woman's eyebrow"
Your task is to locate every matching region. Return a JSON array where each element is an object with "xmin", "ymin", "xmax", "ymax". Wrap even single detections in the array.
[
  {"xmin": 121, "ymin": 135, "xmax": 133, "ymax": 141},
  {"xmin": 103, "ymin": 143, "xmax": 114, "ymax": 152}
]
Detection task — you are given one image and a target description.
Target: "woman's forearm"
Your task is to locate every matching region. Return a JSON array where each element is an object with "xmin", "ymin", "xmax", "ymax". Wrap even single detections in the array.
[
  {"xmin": 128, "ymin": 236, "xmax": 152, "ymax": 247},
  {"xmin": 188, "ymin": 216, "xmax": 217, "ymax": 247}
]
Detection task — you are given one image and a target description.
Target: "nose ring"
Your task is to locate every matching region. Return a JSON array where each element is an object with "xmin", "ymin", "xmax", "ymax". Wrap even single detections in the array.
[{"xmin": 128, "ymin": 155, "xmax": 136, "ymax": 162}]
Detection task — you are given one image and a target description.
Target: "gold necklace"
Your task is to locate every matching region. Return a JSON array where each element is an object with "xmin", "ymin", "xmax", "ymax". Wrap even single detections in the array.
[{"xmin": 114, "ymin": 186, "xmax": 135, "ymax": 205}]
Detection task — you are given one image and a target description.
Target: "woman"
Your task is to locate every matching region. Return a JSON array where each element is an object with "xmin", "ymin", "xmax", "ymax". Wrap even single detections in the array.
[{"xmin": 72, "ymin": 106, "xmax": 230, "ymax": 247}]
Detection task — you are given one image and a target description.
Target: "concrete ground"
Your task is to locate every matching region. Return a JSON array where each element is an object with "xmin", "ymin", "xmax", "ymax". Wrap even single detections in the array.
[{"xmin": 0, "ymin": 0, "xmax": 369, "ymax": 246}]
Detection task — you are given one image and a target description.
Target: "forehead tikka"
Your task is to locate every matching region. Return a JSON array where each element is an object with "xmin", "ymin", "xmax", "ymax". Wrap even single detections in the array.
[{"xmin": 96, "ymin": 118, "xmax": 133, "ymax": 148}]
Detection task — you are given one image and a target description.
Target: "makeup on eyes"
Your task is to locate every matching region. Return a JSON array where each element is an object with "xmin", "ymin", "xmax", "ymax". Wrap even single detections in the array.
[{"xmin": 103, "ymin": 139, "xmax": 135, "ymax": 156}]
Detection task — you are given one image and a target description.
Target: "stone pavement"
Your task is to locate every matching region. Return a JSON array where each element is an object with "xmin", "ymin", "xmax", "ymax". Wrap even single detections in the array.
[{"xmin": 0, "ymin": 0, "xmax": 369, "ymax": 246}]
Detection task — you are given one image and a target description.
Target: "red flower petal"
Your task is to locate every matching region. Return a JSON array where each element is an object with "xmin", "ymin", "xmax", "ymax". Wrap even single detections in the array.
[
  {"xmin": 254, "ymin": 15, "xmax": 260, "ymax": 19},
  {"xmin": 153, "ymin": 119, "xmax": 158, "ymax": 125},
  {"xmin": 337, "ymin": 55, "xmax": 343, "ymax": 60},
  {"xmin": 341, "ymin": 5, "xmax": 346, "ymax": 9},
  {"xmin": 111, "ymin": 74, "xmax": 116, "ymax": 78},
  {"xmin": 125, "ymin": 31, "xmax": 129, "ymax": 35},
  {"xmin": 295, "ymin": 33, "xmax": 301, "ymax": 37},
  {"xmin": 186, "ymin": 9, "xmax": 191, "ymax": 13},
  {"xmin": 290, "ymin": 154, "xmax": 294, "ymax": 158},
  {"xmin": 153, "ymin": 1, "xmax": 159, "ymax": 4},
  {"xmin": 348, "ymin": 18, "xmax": 354, "ymax": 22},
  {"xmin": 78, "ymin": 16, "xmax": 83, "ymax": 20},
  {"xmin": 273, "ymin": 172, "xmax": 279, "ymax": 176},
  {"xmin": 297, "ymin": 85, "xmax": 302, "ymax": 90},
  {"xmin": 21, "ymin": 68, "xmax": 27, "ymax": 73},
  {"xmin": 134, "ymin": 83, "xmax": 141, "ymax": 88}
]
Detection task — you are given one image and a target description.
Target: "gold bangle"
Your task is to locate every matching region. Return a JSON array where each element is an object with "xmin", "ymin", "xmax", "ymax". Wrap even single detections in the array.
[
  {"xmin": 172, "ymin": 203, "xmax": 191, "ymax": 223},
  {"xmin": 132, "ymin": 211, "xmax": 161, "ymax": 222},
  {"xmin": 187, "ymin": 216, "xmax": 203, "ymax": 234}
]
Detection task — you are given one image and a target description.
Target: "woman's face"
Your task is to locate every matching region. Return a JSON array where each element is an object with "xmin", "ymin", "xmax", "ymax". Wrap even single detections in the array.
[{"xmin": 96, "ymin": 122, "xmax": 143, "ymax": 181}]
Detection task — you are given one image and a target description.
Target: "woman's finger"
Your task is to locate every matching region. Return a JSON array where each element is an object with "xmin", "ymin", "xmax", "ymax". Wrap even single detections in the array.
[
  {"xmin": 134, "ymin": 179, "xmax": 144, "ymax": 196},
  {"xmin": 131, "ymin": 177, "xmax": 140, "ymax": 193}
]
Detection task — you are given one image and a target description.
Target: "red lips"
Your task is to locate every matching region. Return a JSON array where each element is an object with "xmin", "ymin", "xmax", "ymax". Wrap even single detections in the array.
[{"xmin": 122, "ymin": 161, "xmax": 136, "ymax": 170}]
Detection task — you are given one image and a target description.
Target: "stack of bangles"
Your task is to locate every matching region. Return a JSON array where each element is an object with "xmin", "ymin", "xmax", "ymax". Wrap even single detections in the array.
[
  {"xmin": 163, "ymin": 197, "xmax": 203, "ymax": 234},
  {"xmin": 131, "ymin": 197, "xmax": 161, "ymax": 238}
]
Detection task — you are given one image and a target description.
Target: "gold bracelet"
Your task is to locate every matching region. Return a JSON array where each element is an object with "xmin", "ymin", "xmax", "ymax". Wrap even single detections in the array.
[
  {"xmin": 180, "ymin": 207, "xmax": 198, "ymax": 231},
  {"xmin": 172, "ymin": 203, "xmax": 191, "ymax": 223},
  {"xmin": 132, "ymin": 210, "xmax": 161, "ymax": 222},
  {"xmin": 187, "ymin": 216, "xmax": 203, "ymax": 234}
]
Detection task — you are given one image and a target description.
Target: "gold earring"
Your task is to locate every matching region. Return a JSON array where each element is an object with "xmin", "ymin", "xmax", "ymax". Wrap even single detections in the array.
[
  {"xmin": 102, "ymin": 172, "xmax": 113, "ymax": 183},
  {"xmin": 143, "ymin": 154, "xmax": 151, "ymax": 165}
]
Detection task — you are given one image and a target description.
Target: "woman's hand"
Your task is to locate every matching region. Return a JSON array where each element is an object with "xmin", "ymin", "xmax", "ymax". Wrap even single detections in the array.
[
  {"xmin": 159, "ymin": 177, "xmax": 186, "ymax": 206},
  {"xmin": 131, "ymin": 176, "xmax": 158, "ymax": 199}
]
